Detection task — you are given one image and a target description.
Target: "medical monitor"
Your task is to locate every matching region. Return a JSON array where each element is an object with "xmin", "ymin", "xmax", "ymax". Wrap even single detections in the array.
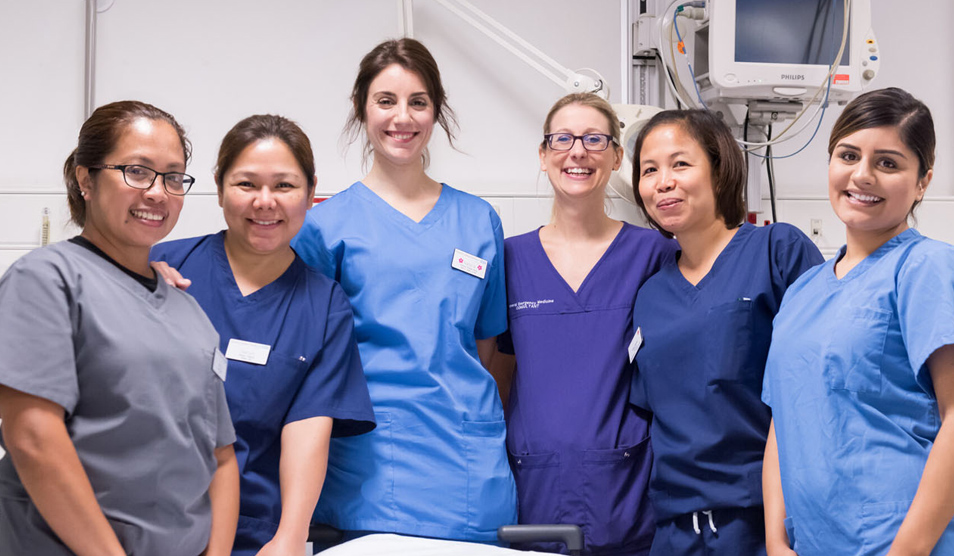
[{"xmin": 694, "ymin": 0, "xmax": 879, "ymax": 104}]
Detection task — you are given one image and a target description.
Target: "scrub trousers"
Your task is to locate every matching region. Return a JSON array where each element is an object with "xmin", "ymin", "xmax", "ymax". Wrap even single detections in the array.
[{"xmin": 649, "ymin": 506, "xmax": 765, "ymax": 556}]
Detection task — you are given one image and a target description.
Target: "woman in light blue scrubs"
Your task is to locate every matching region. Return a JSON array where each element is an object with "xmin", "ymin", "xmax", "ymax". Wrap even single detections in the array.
[
  {"xmin": 291, "ymin": 38, "xmax": 516, "ymax": 542},
  {"xmin": 763, "ymin": 88, "xmax": 954, "ymax": 555},
  {"xmin": 629, "ymin": 110, "xmax": 822, "ymax": 555},
  {"xmin": 152, "ymin": 115, "xmax": 375, "ymax": 555}
]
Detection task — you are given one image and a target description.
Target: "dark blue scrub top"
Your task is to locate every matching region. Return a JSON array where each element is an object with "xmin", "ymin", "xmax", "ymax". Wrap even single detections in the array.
[
  {"xmin": 152, "ymin": 232, "xmax": 375, "ymax": 550},
  {"xmin": 630, "ymin": 223, "xmax": 822, "ymax": 521},
  {"xmin": 499, "ymin": 223, "xmax": 676, "ymax": 554}
]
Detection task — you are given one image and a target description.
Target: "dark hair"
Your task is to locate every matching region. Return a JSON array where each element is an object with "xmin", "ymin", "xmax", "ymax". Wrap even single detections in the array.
[
  {"xmin": 828, "ymin": 87, "xmax": 935, "ymax": 215},
  {"xmin": 632, "ymin": 110, "xmax": 746, "ymax": 238},
  {"xmin": 541, "ymin": 93, "xmax": 621, "ymax": 150},
  {"xmin": 344, "ymin": 38, "xmax": 458, "ymax": 166},
  {"xmin": 215, "ymin": 115, "xmax": 316, "ymax": 192},
  {"xmin": 63, "ymin": 100, "xmax": 191, "ymax": 227}
]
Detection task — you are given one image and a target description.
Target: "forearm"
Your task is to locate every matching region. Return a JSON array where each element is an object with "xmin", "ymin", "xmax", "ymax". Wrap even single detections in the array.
[
  {"xmin": 0, "ymin": 389, "xmax": 124, "ymax": 556},
  {"xmin": 203, "ymin": 445, "xmax": 239, "ymax": 556},
  {"xmin": 273, "ymin": 417, "xmax": 333, "ymax": 544},
  {"xmin": 488, "ymin": 351, "xmax": 515, "ymax": 409},
  {"xmin": 763, "ymin": 420, "xmax": 795, "ymax": 555},
  {"xmin": 888, "ymin": 419, "xmax": 954, "ymax": 555},
  {"xmin": 476, "ymin": 337, "xmax": 497, "ymax": 371}
]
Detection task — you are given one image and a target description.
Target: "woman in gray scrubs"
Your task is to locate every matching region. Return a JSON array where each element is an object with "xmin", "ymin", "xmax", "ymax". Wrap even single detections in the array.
[{"xmin": 0, "ymin": 101, "xmax": 239, "ymax": 555}]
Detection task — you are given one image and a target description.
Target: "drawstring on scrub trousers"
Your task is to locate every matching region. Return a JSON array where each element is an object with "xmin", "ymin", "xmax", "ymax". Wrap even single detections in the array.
[{"xmin": 692, "ymin": 510, "xmax": 718, "ymax": 535}]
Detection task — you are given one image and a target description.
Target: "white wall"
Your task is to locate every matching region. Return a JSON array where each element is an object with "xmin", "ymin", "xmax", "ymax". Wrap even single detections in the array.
[{"xmin": 0, "ymin": 0, "xmax": 951, "ymax": 274}]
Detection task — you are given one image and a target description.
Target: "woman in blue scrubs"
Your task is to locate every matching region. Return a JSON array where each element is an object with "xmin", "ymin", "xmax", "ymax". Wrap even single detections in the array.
[
  {"xmin": 0, "ymin": 101, "xmax": 238, "ymax": 555},
  {"xmin": 491, "ymin": 93, "xmax": 675, "ymax": 555},
  {"xmin": 291, "ymin": 38, "xmax": 516, "ymax": 542},
  {"xmin": 763, "ymin": 88, "xmax": 954, "ymax": 555},
  {"xmin": 629, "ymin": 110, "xmax": 823, "ymax": 555},
  {"xmin": 152, "ymin": 115, "xmax": 375, "ymax": 556}
]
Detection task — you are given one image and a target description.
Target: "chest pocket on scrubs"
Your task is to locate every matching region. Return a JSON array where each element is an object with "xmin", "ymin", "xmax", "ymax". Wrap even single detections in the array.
[
  {"xmin": 704, "ymin": 299, "xmax": 754, "ymax": 385},
  {"xmin": 823, "ymin": 307, "xmax": 889, "ymax": 394},
  {"xmin": 224, "ymin": 351, "xmax": 305, "ymax": 425}
]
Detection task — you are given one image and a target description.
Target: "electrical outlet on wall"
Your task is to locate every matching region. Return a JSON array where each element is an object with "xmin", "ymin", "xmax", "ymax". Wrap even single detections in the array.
[{"xmin": 810, "ymin": 218, "xmax": 823, "ymax": 238}]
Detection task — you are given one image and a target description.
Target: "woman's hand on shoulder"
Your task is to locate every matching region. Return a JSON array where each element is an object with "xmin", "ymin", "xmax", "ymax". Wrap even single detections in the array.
[{"xmin": 150, "ymin": 261, "xmax": 191, "ymax": 290}]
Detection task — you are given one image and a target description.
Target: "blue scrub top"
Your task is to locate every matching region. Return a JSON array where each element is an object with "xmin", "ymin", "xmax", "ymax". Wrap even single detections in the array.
[
  {"xmin": 291, "ymin": 182, "xmax": 516, "ymax": 541},
  {"xmin": 498, "ymin": 223, "xmax": 676, "ymax": 554},
  {"xmin": 763, "ymin": 229, "xmax": 954, "ymax": 555},
  {"xmin": 152, "ymin": 232, "xmax": 375, "ymax": 552},
  {"xmin": 630, "ymin": 223, "xmax": 822, "ymax": 521}
]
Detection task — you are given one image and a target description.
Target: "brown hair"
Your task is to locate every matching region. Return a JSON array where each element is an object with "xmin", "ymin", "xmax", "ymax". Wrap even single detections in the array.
[
  {"xmin": 632, "ymin": 110, "xmax": 746, "ymax": 238},
  {"xmin": 541, "ymin": 93, "xmax": 622, "ymax": 150},
  {"xmin": 215, "ymin": 115, "xmax": 316, "ymax": 193},
  {"xmin": 344, "ymin": 38, "xmax": 458, "ymax": 166},
  {"xmin": 828, "ymin": 87, "xmax": 935, "ymax": 216},
  {"xmin": 63, "ymin": 100, "xmax": 191, "ymax": 226}
]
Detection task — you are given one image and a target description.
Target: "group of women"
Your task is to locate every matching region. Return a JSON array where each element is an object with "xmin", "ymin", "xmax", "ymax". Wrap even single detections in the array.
[{"xmin": 0, "ymin": 34, "xmax": 951, "ymax": 556}]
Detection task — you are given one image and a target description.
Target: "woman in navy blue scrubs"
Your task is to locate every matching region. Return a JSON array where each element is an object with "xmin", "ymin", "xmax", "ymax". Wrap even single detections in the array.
[
  {"xmin": 152, "ymin": 115, "xmax": 374, "ymax": 555},
  {"xmin": 628, "ymin": 110, "xmax": 822, "ymax": 555},
  {"xmin": 491, "ymin": 93, "xmax": 676, "ymax": 555}
]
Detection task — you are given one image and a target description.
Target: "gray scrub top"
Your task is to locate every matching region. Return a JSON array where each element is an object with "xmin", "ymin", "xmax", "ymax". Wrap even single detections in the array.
[{"xmin": 0, "ymin": 240, "xmax": 235, "ymax": 555}]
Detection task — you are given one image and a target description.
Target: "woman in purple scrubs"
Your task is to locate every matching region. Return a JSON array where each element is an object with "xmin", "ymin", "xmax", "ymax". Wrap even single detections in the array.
[{"xmin": 491, "ymin": 93, "xmax": 676, "ymax": 555}]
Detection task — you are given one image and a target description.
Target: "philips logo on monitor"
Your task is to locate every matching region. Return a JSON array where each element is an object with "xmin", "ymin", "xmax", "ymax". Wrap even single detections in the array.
[{"xmin": 780, "ymin": 74, "xmax": 806, "ymax": 81}]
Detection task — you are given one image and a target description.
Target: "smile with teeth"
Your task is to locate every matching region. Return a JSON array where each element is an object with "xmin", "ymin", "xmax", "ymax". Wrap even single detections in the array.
[
  {"xmin": 846, "ymin": 191, "xmax": 883, "ymax": 204},
  {"xmin": 386, "ymin": 131, "xmax": 416, "ymax": 141},
  {"xmin": 130, "ymin": 209, "xmax": 163, "ymax": 221},
  {"xmin": 564, "ymin": 167, "xmax": 593, "ymax": 175},
  {"xmin": 251, "ymin": 219, "xmax": 280, "ymax": 226}
]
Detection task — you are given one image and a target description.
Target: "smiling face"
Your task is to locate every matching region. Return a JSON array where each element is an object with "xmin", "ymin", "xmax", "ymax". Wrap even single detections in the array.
[
  {"xmin": 637, "ymin": 123, "xmax": 719, "ymax": 237},
  {"xmin": 78, "ymin": 117, "xmax": 185, "ymax": 270},
  {"xmin": 540, "ymin": 103, "xmax": 622, "ymax": 202},
  {"xmin": 364, "ymin": 64, "xmax": 435, "ymax": 169},
  {"xmin": 219, "ymin": 138, "xmax": 314, "ymax": 258},
  {"xmin": 829, "ymin": 125, "xmax": 931, "ymax": 243}
]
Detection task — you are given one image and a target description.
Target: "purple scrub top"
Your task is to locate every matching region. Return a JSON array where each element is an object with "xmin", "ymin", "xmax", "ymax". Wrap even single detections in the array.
[{"xmin": 498, "ymin": 222, "xmax": 676, "ymax": 555}]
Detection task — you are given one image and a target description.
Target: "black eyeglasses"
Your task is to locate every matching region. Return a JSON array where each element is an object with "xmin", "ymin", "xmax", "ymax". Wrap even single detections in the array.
[
  {"xmin": 90, "ymin": 164, "xmax": 195, "ymax": 196},
  {"xmin": 544, "ymin": 133, "xmax": 617, "ymax": 152}
]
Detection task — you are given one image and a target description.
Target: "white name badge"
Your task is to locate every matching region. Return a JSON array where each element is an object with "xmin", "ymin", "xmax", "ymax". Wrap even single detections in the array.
[
  {"xmin": 628, "ymin": 327, "xmax": 643, "ymax": 363},
  {"xmin": 225, "ymin": 338, "xmax": 271, "ymax": 366},
  {"xmin": 212, "ymin": 349, "xmax": 228, "ymax": 381},
  {"xmin": 451, "ymin": 249, "xmax": 487, "ymax": 279}
]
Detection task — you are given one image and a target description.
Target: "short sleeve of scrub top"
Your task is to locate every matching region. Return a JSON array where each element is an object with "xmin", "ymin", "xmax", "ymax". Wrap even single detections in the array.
[
  {"xmin": 0, "ymin": 247, "xmax": 78, "ymax": 412},
  {"xmin": 0, "ymin": 241, "xmax": 233, "ymax": 556},
  {"xmin": 290, "ymin": 182, "xmax": 515, "ymax": 542},
  {"xmin": 762, "ymin": 229, "xmax": 954, "ymax": 554}
]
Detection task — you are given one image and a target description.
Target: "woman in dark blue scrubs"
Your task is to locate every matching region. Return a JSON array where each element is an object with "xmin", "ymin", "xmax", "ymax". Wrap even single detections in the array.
[
  {"xmin": 491, "ymin": 93, "xmax": 676, "ymax": 555},
  {"xmin": 152, "ymin": 115, "xmax": 375, "ymax": 555},
  {"xmin": 628, "ymin": 110, "xmax": 822, "ymax": 555}
]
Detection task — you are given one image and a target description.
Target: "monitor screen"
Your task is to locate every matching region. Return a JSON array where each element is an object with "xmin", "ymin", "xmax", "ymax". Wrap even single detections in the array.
[{"xmin": 735, "ymin": 0, "xmax": 849, "ymax": 66}]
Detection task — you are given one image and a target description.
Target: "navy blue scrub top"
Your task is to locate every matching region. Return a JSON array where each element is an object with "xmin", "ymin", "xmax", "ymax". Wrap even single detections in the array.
[
  {"xmin": 152, "ymin": 232, "xmax": 375, "ymax": 546},
  {"xmin": 630, "ymin": 223, "xmax": 822, "ymax": 521}
]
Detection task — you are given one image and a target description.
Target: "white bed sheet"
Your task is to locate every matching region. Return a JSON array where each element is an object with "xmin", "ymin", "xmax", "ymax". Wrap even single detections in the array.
[{"xmin": 314, "ymin": 533, "xmax": 558, "ymax": 555}]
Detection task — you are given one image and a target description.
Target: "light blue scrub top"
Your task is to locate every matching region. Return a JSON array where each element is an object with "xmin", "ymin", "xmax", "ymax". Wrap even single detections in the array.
[
  {"xmin": 763, "ymin": 229, "xmax": 954, "ymax": 555},
  {"xmin": 291, "ymin": 182, "xmax": 516, "ymax": 541}
]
